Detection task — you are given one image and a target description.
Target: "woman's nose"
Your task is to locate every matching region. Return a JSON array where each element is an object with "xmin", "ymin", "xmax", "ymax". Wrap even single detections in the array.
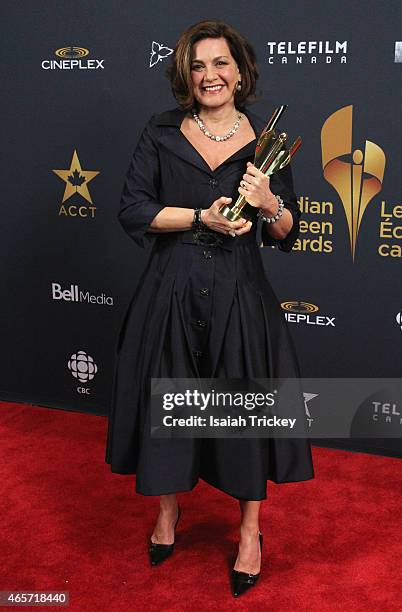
[{"xmin": 204, "ymin": 66, "xmax": 217, "ymax": 81}]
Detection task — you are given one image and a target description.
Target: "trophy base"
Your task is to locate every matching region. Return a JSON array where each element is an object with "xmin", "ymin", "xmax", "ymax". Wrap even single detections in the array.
[
  {"xmin": 219, "ymin": 205, "xmax": 238, "ymax": 221},
  {"xmin": 219, "ymin": 203, "xmax": 255, "ymax": 222}
]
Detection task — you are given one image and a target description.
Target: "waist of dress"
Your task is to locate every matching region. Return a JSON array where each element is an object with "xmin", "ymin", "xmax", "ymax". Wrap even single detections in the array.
[{"xmin": 155, "ymin": 228, "xmax": 257, "ymax": 252}]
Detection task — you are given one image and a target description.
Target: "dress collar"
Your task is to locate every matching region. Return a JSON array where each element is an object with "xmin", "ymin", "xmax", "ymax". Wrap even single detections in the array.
[
  {"xmin": 153, "ymin": 106, "xmax": 267, "ymax": 175},
  {"xmin": 153, "ymin": 106, "xmax": 266, "ymax": 137}
]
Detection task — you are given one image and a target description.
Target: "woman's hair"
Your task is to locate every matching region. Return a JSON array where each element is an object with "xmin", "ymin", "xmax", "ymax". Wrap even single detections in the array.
[{"xmin": 166, "ymin": 20, "xmax": 259, "ymax": 111}]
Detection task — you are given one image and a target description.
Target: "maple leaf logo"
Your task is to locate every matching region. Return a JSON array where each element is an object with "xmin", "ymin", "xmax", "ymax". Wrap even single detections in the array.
[{"xmin": 68, "ymin": 168, "xmax": 86, "ymax": 189}]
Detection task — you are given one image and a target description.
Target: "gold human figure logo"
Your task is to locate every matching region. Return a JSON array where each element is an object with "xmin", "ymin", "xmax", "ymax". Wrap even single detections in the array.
[{"xmin": 321, "ymin": 106, "xmax": 386, "ymax": 260}]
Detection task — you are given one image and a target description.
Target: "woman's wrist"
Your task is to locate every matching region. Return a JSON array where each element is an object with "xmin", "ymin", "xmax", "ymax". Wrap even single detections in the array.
[
  {"xmin": 150, "ymin": 207, "xmax": 201, "ymax": 232},
  {"xmin": 258, "ymin": 195, "xmax": 285, "ymax": 224},
  {"xmin": 200, "ymin": 209, "xmax": 209, "ymax": 227},
  {"xmin": 259, "ymin": 193, "xmax": 279, "ymax": 217},
  {"xmin": 192, "ymin": 207, "xmax": 209, "ymax": 232}
]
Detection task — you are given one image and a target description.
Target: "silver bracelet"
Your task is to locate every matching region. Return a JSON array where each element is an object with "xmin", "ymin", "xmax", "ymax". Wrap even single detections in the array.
[{"xmin": 257, "ymin": 195, "xmax": 284, "ymax": 224}]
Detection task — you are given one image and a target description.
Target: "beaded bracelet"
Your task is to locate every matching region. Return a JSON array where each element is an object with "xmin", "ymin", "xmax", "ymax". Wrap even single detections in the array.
[
  {"xmin": 257, "ymin": 194, "xmax": 284, "ymax": 224},
  {"xmin": 192, "ymin": 207, "xmax": 204, "ymax": 230}
]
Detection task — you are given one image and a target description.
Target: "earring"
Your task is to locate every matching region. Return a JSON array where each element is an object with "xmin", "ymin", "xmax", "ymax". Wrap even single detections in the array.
[{"xmin": 236, "ymin": 81, "xmax": 242, "ymax": 91}]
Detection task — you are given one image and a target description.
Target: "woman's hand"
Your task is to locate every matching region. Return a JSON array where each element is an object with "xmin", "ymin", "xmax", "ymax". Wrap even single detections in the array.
[
  {"xmin": 201, "ymin": 196, "xmax": 252, "ymax": 236},
  {"xmin": 238, "ymin": 162, "xmax": 279, "ymax": 216}
]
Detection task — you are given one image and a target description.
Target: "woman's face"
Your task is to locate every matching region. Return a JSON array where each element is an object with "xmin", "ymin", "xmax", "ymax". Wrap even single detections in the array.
[{"xmin": 190, "ymin": 37, "xmax": 241, "ymax": 110}]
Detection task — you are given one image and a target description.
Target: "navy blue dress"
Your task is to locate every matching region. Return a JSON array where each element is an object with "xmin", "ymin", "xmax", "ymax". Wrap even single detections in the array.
[{"xmin": 105, "ymin": 106, "xmax": 314, "ymax": 500}]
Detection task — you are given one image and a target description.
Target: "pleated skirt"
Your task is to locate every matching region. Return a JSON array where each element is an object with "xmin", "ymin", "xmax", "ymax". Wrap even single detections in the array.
[{"xmin": 105, "ymin": 230, "xmax": 314, "ymax": 499}]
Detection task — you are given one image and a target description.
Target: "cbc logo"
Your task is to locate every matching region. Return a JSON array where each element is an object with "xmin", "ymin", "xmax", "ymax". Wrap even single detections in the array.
[{"xmin": 68, "ymin": 350, "xmax": 98, "ymax": 394}]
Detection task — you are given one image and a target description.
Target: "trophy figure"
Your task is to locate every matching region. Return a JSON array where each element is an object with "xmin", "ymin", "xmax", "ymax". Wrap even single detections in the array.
[{"xmin": 219, "ymin": 105, "xmax": 302, "ymax": 228}]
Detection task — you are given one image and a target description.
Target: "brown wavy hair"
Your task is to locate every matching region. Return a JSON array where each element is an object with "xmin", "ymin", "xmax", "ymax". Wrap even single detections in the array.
[{"xmin": 166, "ymin": 20, "xmax": 259, "ymax": 111}]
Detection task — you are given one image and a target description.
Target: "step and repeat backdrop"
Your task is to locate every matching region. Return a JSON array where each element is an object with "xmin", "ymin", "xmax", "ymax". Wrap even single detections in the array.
[{"xmin": 1, "ymin": 0, "xmax": 401, "ymax": 457}]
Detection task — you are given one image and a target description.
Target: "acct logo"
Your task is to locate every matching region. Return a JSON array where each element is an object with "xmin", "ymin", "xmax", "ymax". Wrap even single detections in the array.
[
  {"xmin": 51, "ymin": 283, "xmax": 114, "ymax": 306},
  {"xmin": 52, "ymin": 150, "xmax": 99, "ymax": 218},
  {"xmin": 281, "ymin": 301, "xmax": 336, "ymax": 327},
  {"xmin": 68, "ymin": 351, "xmax": 98, "ymax": 395},
  {"xmin": 396, "ymin": 312, "xmax": 402, "ymax": 331},
  {"xmin": 149, "ymin": 41, "xmax": 173, "ymax": 68},
  {"xmin": 41, "ymin": 46, "xmax": 105, "ymax": 70},
  {"xmin": 267, "ymin": 40, "xmax": 347, "ymax": 64}
]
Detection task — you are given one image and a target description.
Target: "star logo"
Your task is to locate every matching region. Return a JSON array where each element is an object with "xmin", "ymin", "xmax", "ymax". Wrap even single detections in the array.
[{"xmin": 53, "ymin": 150, "xmax": 99, "ymax": 204}]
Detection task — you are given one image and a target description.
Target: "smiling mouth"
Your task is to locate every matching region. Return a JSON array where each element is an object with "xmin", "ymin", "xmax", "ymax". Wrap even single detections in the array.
[{"xmin": 202, "ymin": 84, "xmax": 225, "ymax": 92}]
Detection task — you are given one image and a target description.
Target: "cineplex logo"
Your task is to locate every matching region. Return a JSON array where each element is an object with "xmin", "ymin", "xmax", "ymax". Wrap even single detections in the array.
[
  {"xmin": 52, "ymin": 283, "xmax": 114, "ymax": 306},
  {"xmin": 41, "ymin": 46, "xmax": 105, "ymax": 70},
  {"xmin": 281, "ymin": 301, "xmax": 336, "ymax": 327},
  {"xmin": 267, "ymin": 40, "xmax": 347, "ymax": 64}
]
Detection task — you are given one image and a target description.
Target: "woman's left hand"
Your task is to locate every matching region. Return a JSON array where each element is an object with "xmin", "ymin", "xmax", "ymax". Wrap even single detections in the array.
[{"xmin": 238, "ymin": 162, "xmax": 279, "ymax": 216}]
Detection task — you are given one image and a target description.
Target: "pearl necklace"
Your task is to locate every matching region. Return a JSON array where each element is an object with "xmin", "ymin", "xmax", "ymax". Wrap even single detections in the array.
[{"xmin": 191, "ymin": 108, "xmax": 243, "ymax": 142}]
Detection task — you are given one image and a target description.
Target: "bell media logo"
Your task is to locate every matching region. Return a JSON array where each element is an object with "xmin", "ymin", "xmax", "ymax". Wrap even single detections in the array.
[
  {"xmin": 321, "ymin": 106, "xmax": 386, "ymax": 261},
  {"xmin": 52, "ymin": 150, "xmax": 99, "ymax": 218},
  {"xmin": 51, "ymin": 282, "xmax": 114, "ymax": 306},
  {"xmin": 41, "ymin": 46, "xmax": 105, "ymax": 70}
]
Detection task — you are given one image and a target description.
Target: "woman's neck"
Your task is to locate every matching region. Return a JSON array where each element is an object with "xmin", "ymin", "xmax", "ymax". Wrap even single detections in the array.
[{"xmin": 197, "ymin": 104, "xmax": 239, "ymax": 128}]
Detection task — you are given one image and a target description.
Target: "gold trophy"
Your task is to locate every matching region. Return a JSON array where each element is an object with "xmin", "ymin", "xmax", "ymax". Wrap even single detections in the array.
[{"xmin": 219, "ymin": 105, "xmax": 302, "ymax": 231}]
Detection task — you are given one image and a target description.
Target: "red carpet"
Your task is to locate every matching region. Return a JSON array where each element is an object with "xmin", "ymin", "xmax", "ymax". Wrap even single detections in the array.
[{"xmin": 0, "ymin": 400, "xmax": 401, "ymax": 611}]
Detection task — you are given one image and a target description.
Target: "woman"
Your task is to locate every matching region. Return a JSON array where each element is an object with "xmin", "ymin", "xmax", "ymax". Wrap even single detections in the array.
[{"xmin": 105, "ymin": 20, "xmax": 314, "ymax": 598}]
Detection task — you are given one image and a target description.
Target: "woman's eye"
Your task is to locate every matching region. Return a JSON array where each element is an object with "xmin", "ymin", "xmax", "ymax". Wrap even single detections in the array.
[
  {"xmin": 191, "ymin": 65, "xmax": 203, "ymax": 71},
  {"xmin": 216, "ymin": 61, "xmax": 227, "ymax": 65}
]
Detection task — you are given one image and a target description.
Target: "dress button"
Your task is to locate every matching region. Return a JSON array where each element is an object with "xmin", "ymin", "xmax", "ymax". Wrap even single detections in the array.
[
  {"xmin": 209, "ymin": 178, "xmax": 219, "ymax": 188},
  {"xmin": 200, "ymin": 287, "xmax": 210, "ymax": 296},
  {"xmin": 195, "ymin": 320, "xmax": 207, "ymax": 328},
  {"xmin": 193, "ymin": 350, "xmax": 203, "ymax": 358},
  {"xmin": 203, "ymin": 250, "xmax": 213, "ymax": 259}
]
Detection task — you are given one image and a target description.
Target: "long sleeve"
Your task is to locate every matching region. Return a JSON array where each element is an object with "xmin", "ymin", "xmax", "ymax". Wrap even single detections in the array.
[
  {"xmin": 118, "ymin": 117, "xmax": 165, "ymax": 248},
  {"xmin": 260, "ymin": 162, "xmax": 301, "ymax": 253}
]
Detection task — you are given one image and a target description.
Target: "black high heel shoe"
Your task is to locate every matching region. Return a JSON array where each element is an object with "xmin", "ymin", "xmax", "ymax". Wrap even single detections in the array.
[
  {"xmin": 231, "ymin": 531, "xmax": 263, "ymax": 598},
  {"xmin": 149, "ymin": 504, "xmax": 182, "ymax": 566}
]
